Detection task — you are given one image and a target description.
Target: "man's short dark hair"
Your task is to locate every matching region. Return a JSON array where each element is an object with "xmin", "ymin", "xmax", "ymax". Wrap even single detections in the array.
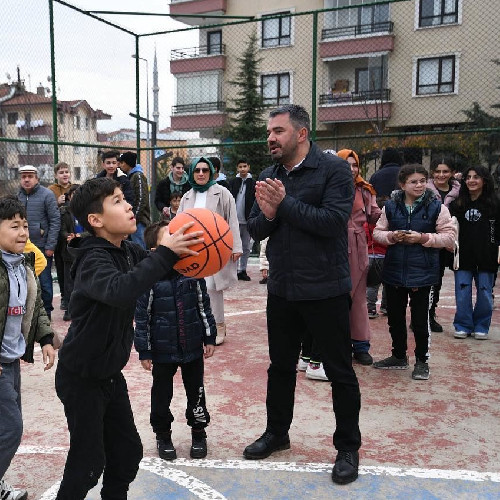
[
  {"xmin": 101, "ymin": 150, "xmax": 120, "ymax": 162},
  {"xmin": 0, "ymin": 196, "xmax": 26, "ymax": 222},
  {"xmin": 208, "ymin": 156, "xmax": 221, "ymax": 173},
  {"xmin": 70, "ymin": 178, "xmax": 120, "ymax": 234},
  {"xmin": 269, "ymin": 104, "xmax": 310, "ymax": 137},
  {"xmin": 237, "ymin": 159, "xmax": 248, "ymax": 166},
  {"xmin": 171, "ymin": 156, "xmax": 185, "ymax": 167},
  {"xmin": 144, "ymin": 220, "xmax": 169, "ymax": 250}
]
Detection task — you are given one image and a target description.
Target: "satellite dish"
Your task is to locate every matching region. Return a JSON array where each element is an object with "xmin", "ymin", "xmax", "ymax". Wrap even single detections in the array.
[{"xmin": 6, "ymin": 73, "xmax": 11, "ymax": 80}]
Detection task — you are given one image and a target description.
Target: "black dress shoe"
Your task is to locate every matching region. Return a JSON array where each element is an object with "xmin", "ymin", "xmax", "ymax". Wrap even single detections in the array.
[
  {"xmin": 243, "ymin": 431, "xmax": 290, "ymax": 459},
  {"xmin": 331, "ymin": 450, "xmax": 359, "ymax": 485},
  {"xmin": 353, "ymin": 351, "xmax": 373, "ymax": 365}
]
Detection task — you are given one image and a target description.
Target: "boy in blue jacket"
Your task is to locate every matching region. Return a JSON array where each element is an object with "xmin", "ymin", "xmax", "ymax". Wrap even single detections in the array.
[
  {"xmin": 54, "ymin": 178, "xmax": 203, "ymax": 500},
  {"xmin": 135, "ymin": 220, "xmax": 216, "ymax": 461}
]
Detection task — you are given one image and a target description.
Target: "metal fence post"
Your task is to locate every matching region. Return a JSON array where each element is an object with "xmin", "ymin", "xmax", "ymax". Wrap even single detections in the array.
[{"xmin": 48, "ymin": 0, "xmax": 59, "ymax": 164}]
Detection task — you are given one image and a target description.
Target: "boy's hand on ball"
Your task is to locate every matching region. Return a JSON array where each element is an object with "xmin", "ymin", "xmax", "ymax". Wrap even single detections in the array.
[
  {"xmin": 160, "ymin": 222, "xmax": 203, "ymax": 256},
  {"xmin": 204, "ymin": 344, "xmax": 215, "ymax": 358}
]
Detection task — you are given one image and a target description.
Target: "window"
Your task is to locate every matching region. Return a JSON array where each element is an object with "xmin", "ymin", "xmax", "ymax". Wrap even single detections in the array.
[
  {"xmin": 75, "ymin": 146, "xmax": 81, "ymax": 155},
  {"xmin": 416, "ymin": 56, "xmax": 456, "ymax": 95},
  {"xmin": 419, "ymin": 0, "xmax": 459, "ymax": 27},
  {"xmin": 7, "ymin": 113, "xmax": 18, "ymax": 125},
  {"xmin": 74, "ymin": 167, "xmax": 81, "ymax": 180},
  {"xmin": 176, "ymin": 73, "xmax": 221, "ymax": 110},
  {"xmin": 262, "ymin": 12, "xmax": 291, "ymax": 48},
  {"xmin": 74, "ymin": 115, "xmax": 80, "ymax": 129},
  {"xmin": 356, "ymin": 67, "xmax": 383, "ymax": 93},
  {"xmin": 207, "ymin": 30, "xmax": 222, "ymax": 55},
  {"xmin": 59, "ymin": 113, "xmax": 65, "ymax": 125},
  {"xmin": 261, "ymin": 73, "xmax": 290, "ymax": 106},
  {"xmin": 85, "ymin": 117, "xmax": 89, "ymax": 130}
]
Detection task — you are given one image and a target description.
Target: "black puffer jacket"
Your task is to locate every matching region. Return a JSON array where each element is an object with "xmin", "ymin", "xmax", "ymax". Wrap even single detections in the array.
[
  {"xmin": 58, "ymin": 236, "xmax": 178, "ymax": 379},
  {"xmin": 248, "ymin": 142, "xmax": 354, "ymax": 301}
]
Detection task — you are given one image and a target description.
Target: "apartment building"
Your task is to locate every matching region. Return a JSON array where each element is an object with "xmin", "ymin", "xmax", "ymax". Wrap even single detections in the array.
[
  {"xmin": 0, "ymin": 80, "xmax": 110, "ymax": 183},
  {"xmin": 168, "ymin": 0, "xmax": 500, "ymax": 141}
]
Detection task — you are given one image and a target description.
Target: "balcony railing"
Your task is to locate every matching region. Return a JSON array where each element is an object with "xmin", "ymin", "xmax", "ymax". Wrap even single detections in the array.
[
  {"xmin": 172, "ymin": 101, "xmax": 226, "ymax": 115},
  {"xmin": 17, "ymin": 124, "xmax": 53, "ymax": 137},
  {"xmin": 319, "ymin": 88, "xmax": 391, "ymax": 105},
  {"xmin": 171, "ymin": 44, "xmax": 225, "ymax": 60},
  {"xmin": 322, "ymin": 21, "xmax": 393, "ymax": 40}
]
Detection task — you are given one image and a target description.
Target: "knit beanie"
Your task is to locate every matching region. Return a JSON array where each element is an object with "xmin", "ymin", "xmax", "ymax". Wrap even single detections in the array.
[{"xmin": 119, "ymin": 152, "xmax": 137, "ymax": 169}]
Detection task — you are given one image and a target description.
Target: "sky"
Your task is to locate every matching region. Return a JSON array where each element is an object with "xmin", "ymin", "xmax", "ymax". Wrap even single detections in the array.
[{"xmin": 0, "ymin": 0, "xmax": 198, "ymax": 132}]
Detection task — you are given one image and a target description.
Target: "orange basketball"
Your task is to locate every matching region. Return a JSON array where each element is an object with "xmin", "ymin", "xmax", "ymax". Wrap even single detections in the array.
[{"xmin": 168, "ymin": 208, "xmax": 233, "ymax": 278}]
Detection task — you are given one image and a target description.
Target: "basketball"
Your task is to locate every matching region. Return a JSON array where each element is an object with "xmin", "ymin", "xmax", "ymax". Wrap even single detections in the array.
[{"xmin": 168, "ymin": 208, "xmax": 233, "ymax": 278}]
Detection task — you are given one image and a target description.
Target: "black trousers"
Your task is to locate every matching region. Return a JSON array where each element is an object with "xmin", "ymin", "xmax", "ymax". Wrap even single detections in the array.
[
  {"xmin": 54, "ymin": 248, "xmax": 65, "ymax": 298},
  {"xmin": 266, "ymin": 293, "xmax": 361, "ymax": 451},
  {"xmin": 386, "ymin": 284, "xmax": 431, "ymax": 363},
  {"xmin": 150, "ymin": 356, "xmax": 210, "ymax": 435},
  {"xmin": 55, "ymin": 364, "xmax": 143, "ymax": 500},
  {"xmin": 430, "ymin": 249, "xmax": 450, "ymax": 312}
]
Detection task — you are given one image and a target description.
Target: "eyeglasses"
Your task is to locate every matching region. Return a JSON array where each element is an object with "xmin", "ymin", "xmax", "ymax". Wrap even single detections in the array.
[
  {"xmin": 406, "ymin": 179, "xmax": 427, "ymax": 186},
  {"xmin": 193, "ymin": 168, "xmax": 210, "ymax": 174}
]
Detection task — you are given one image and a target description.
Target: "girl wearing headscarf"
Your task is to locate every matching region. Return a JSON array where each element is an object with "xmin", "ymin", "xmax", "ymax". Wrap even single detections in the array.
[{"xmin": 178, "ymin": 157, "xmax": 242, "ymax": 345}]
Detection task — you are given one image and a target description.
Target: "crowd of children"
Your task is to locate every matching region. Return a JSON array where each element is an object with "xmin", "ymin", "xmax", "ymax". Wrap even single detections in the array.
[{"xmin": 0, "ymin": 149, "xmax": 499, "ymax": 499}]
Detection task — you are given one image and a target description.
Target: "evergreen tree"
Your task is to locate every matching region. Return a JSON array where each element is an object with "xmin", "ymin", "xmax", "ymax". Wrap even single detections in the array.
[{"xmin": 222, "ymin": 31, "xmax": 269, "ymax": 176}]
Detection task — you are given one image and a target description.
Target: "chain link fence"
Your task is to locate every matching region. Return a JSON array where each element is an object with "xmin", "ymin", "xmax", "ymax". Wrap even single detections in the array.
[{"xmin": 1, "ymin": 0, "xmax": 499, "ymax": 198}]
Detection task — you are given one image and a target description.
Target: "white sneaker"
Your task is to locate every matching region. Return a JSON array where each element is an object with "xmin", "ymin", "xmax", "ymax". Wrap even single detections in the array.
[
  {"xmin": 474, "ymin": 332, "xmax": 489, "ymax": 340},
  {"xmin": 297, "ymin": 358, "xmax": 309, "ymax": 371},
  {"xmin": 0, "ymin": 479, "xmax": 28, "ymax": 500},
  {"xmin": 306, "ymin": 363, "xmax": 329, "ymax": 381},
  {"xmin": 454, "ymin": 331, "xmax": 469, "ymax": 339}
]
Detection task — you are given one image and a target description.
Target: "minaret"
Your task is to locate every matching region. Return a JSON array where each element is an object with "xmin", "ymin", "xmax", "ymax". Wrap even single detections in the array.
[{"xmin": 152, "ymin": 47, "xmax": 159, "ymax": 127}]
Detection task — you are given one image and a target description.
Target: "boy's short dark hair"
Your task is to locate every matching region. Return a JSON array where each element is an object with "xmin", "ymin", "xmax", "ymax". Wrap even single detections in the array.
[
  {"xmin": 54, "ymin": 161, "xmax": 70, "ymax": 175},
  {"xmin": 144, "ymin": 220, "xmax": 169, "ymax": 250},
  {"xmin": 169, "ymin": 191, "xmax": 182, "ymax": 201},
  {"xmin": 101, "ymin": 150, "xmax": 120, "ymax": 162},
  {"xmin": 70, "ymin": 178, "xmax": 120, "ymax": 234},
  {"xmin": 208, "ymin": 156, "xmax": 221, "ymax": 173},
  {"xmin": 171, "ymin": 156, "xmax": 185, "ymax": 167},
  {"xmin": 237, "ymin": 159, "xmax": 248, "ymax": 166},
  {"xmin": 0, "ymin": 196, "xmax": 26, "ymax": 222}
]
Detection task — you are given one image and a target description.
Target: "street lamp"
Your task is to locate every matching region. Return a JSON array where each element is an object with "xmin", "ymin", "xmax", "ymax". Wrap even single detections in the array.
[{"xmin": 131, "ymin": 54, "xmax": 150, "ymax": 179}]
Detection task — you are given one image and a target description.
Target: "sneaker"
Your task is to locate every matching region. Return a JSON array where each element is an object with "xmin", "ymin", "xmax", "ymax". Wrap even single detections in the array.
[
  {"xmin": 297, "ymin": 357, "xmax": 309, "ymax": 371},
  {"xmin": 373, "ymin": 355, "xmax": 409, "ymax": 370},
  {"xmin": 412, "ymin": 361, "xmax": 430, "ymax": 380},
  {"xmin": 368, "ymin": 310, "xmax": 379, "ymax": 319},
  {"xmin": 0, "ymin": 480, "xmax": 28, "ymax": 500},
  {"xmin": 429, "ymin": 314, "xmax": 443, "ymax": 333},
  {"xmin": 190, "ymin": 430, "xmax": 207, "ymax": 459},
  {"xmin": 331, "ymin": 450, "xmax": 359, "ymax": 485},
  {"xmin": 454, "ymin": 331, "xmax": 469, "ymax": 339},
  {"xmin": 157, "ymin": 433, "xmax": 177, "ymax": 460},
  {"xmin": 353, "ymin": 351, "xmax": 373, "ymax": 365},
  {"xmin": 243, "ymin": 431, "xmax": 290, "ymax": 460},
  {"xmin": 474, "ymin": 332, "xmax": 489, "ymax": 340},
  {"xmin": 237, "ymin": 271, "xmax": 251, "ymax": 281},
  {"xmin": 379, "ymin": 306, "xmax": 388, "ymax": 316},
  {"xmin": 306, "ymin": 362, "xmax": 329, "ymax": 381}
]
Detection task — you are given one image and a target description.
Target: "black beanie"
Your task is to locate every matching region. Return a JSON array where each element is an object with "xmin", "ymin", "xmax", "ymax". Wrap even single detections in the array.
[
  {"xmin": 381, "ymin": 148, "xmax": 402, "ymax": 167},
  {"xmin": 119, "ymin": 151, "xmax": 137, "ymax": 169}
]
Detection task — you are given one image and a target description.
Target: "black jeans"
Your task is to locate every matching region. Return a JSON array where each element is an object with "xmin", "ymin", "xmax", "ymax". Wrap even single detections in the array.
[
  {"xmin": 63, "ymin": 260, "xmax": 74, "ymax": 311},
  {"xmin": 150, "ymin": 356, "xmax": 210, "ymax": 435},
  {"xmin": 55, "ymin": 364, "xmax": 143, "ymax": 500},
  {"xmin": 386, "ymin": 284, "xmax": 431, "ymax": 362},
  {"xmin": 265, "ymin": 293, "xmax": 361, "ymax": 451}
]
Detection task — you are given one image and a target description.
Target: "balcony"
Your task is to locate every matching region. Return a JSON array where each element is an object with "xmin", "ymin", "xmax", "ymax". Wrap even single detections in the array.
[
  {"xmin": 171, "ymin": 101, "xmax": 226, "ymax": 130},
  {"xmin": 17, "ymin": 124, "xmax": 53, "ymax": 137},
  {"xmin": 18, "ymin": 154, "xmax": 54, "ymax": 165},
  {"xmin": 170, "ymin": 45, "xmax": 226, "ymax": 74},
  {"xmin": 318, "ymin": 89, "xmax": 392, "ymax": 123},
  {"xmin": 320, "ymin": 22, "xmax": 394, "ymax": 59},
  {"xmin": 169, "ymin": 0, "xmax": 227, "ymax": 25}
]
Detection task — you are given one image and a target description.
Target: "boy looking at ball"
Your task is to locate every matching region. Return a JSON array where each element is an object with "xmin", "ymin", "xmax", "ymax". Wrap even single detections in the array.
[
  {"xmin": 54, "ymin": 178, "xmax": 203, "ymax": 500},
  {"xmin": 134, "ymin": 220, "xmax": 216, "ymax": 461}
]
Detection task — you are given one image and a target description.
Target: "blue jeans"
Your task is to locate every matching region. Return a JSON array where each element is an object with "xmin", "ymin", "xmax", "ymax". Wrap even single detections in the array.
[
  {"xmin": 38, "ymin": 251, "xmax": 54, "ymax": 318},
  {"xmin": 453, "ymin": 270, "xmax": 495, "ymax": 334},
  {"xmin": 130, "ymin": 223, "xmax": 146, "ymax": 249}
]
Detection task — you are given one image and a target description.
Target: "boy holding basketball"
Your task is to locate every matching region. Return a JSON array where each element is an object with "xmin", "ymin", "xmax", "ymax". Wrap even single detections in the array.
[
  {"xmin": 134, "ymin": 220, "xmax": 216, "ymax": 461},
  {"xmin": 54, "ymin": 178, "xmax": 203, "ymax": 500}
]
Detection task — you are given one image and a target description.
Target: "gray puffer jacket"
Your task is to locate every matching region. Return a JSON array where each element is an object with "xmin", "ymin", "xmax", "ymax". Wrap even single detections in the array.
[{"xmin": 18, "ymin": 183, "xmax": 61, "ymax": 251}]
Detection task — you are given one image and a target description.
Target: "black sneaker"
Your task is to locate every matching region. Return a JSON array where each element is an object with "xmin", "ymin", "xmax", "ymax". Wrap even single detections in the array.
[
  {"xmin": 237, "ymin": 270, "xmax": 251, "ymax": 281},
  {"xmin": 373, "ymin": 355, "xmax": 409, "ymax": 370},
  {"xmin": 331, "ymin": 450, "xmax": 359, "ymax": 485},
  {"xmin": 412, "ymin": 361, "xmax": 430, "ymax": 380},
  {"xmin": 353, "ymin": 351, "xmax": 373, "ymax": 365},
  {"xmin": 429, "ymin": 315, "xmax": 443, "ymax": 333},
  {"xmin": 190, "ymin": 430, "xmax": 207, "ymax": 459},
  {"xmin": 157, "ymin": 433, "xmax": 177, "ymax": 460},
  {"xmin": 243, "ymin": 431, "xmax": 290, "ymax": 460}
]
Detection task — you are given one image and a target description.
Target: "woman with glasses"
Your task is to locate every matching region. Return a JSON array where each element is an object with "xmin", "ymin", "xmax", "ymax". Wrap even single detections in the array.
[
  {"xmin": 178, "ymin": 157, "xmax": 242, "ymax": 345},
  {"xmin": 373, "ymin": 164, "xmax": 455, "ymax": 381}
]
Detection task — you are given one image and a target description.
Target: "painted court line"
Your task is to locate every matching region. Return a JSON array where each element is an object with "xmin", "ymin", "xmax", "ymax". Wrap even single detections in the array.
[{"xmin": 18, "ymin": 447, "xmax": 500, "ymax": 484}]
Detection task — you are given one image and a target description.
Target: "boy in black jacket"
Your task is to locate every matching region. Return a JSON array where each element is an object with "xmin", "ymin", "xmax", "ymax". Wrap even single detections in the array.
[
  {"xmin": 54, "ymin": 178, "xmax": 203, "ymax": 500},
  {"xmin": 134, "ymin": 221, "xmax": 216, "ymax": 462}
]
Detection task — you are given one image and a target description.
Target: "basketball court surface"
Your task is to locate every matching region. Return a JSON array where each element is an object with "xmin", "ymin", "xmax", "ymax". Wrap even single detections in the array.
[{"xmin": 8, "ymin": 259, "xmax": 500, "ymax": 499}]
